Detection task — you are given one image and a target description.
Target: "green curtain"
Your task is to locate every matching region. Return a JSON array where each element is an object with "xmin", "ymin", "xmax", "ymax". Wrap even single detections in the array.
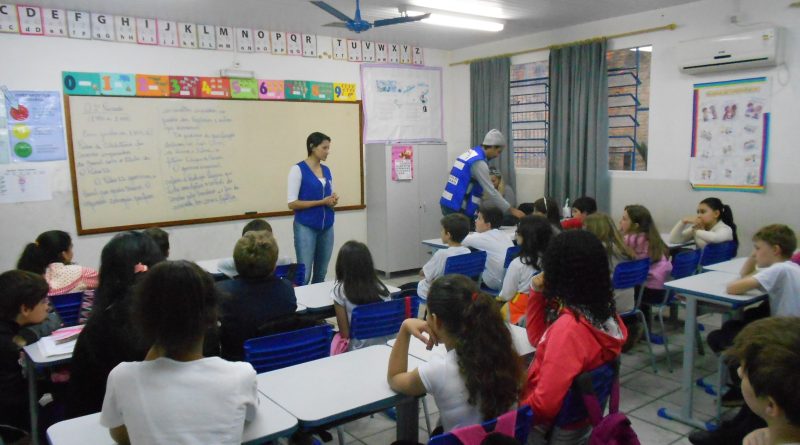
[
  {"xmin": 470, "ymin": 57, "xmax": 515, "ymax": 191},
  {"xmin": 546, "ymin": 40, "xmax": 609, "ymax": 211}
]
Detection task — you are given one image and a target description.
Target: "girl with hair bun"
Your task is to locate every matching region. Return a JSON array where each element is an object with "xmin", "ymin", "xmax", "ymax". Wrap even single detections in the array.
[
  {"xmin": 388, "ymin": 274, "xmax": 523, "ymax": 433},
  {"xmin": 669, "ymin": 197, "xmax": 738, "ymax": 250}
]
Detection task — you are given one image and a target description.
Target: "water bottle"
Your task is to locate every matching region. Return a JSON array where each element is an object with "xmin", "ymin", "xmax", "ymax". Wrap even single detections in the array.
[{"xmin": 562, "ymin": 198, "xmax": 571, "ymax": 219}]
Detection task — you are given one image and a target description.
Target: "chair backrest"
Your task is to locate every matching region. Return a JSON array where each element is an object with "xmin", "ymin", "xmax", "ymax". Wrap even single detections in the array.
[
  {"xmin": 699, "ymin": 241, "xmax": 737, "ymax": 266},
  {"xmin": 350, "ymin": 296, "xmax": 420, "ymax": 341},
  {"xmin": 243, "ymin": 324, "xmax": 332, "ymax": 373},
  {"xmin": 554, "ymin": 360, "xmax": 618, "ymax": 427},
  {"xmin": 671, "ymin": 250, "xmax": 700, "ymax": 279},
  {"xmin": 274, "ymin": 263, "xmax": 306, "ymax": 286},
  {"xmin": 49, "ymin": 292, "xmax": 84, "ymax": 327},
  {"xmin": 444, "ymin": 251, "xmax": 488, "ymax": 282},
  {"xmin": 503, "ymin": 246, "xmax": 521, "ymax": 269},
  {"xmin": 428, "ymin": 406, "xmax": 534, "ymax": 445},
  {"xmin": 611, "ymin": 258, "xmax": 650, "ymax": 290}
]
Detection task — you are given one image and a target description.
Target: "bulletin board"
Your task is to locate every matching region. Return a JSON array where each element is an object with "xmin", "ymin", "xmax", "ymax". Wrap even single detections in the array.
[{"xmin": 65, "ymin": 95, "xmax": 363, "ymax": 234}]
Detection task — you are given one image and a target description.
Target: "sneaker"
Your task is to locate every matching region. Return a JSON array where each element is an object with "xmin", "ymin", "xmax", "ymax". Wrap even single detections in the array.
[{"xmin": 721, "ymin": 387, "xmax": 744, "ymax": 407}]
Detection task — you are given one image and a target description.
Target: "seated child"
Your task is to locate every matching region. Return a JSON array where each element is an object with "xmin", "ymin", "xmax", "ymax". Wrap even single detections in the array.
[
  {"xmin": 416, "ymin": 213, "xmax": 471, "ymax": 300},
  {"xmin": 217, "ymin": 219, "xmax": 292, "ymax": 278},
  {"xmin": 525, "ymin": 230, "xmax": 627, "ymax": 443},
  {"xmin": 332, "ymin": 241, "xmax": 392, "ymax": 350},
  {"xmin": 462, "ymin": 204, "xmax": 514, "ymax": 290},
  {"xmin": 217, "ymin": 231, "xmax": 297, "ymax": 361},
  {"xmin": 731, "ymin": 317, "xmax": 800, "ymax": 445},
  {"xmin": 498, "ymin": 215, "xmax": 553, "ymax": 324},
  {"xmin": 17, "ymin": 230, "xmax": 99, "ymax": 296},
  {"xmin": 0, "ymin": 270, "xmax": 50, "ymax": 435},
  {"xmin": 531, "ymin": 197, "xmax": 562, "ymax": 234},
  {"xmin": 100, "ymin": 261, "xmax": 258, "ymax": 445},
  {"xmin": 143, "ymin": 227, "xmax": 170, "ymax": 258},
  {"xmin": 669, "ymin": 197, "xmax": 737, "ymax": 249},
  {"xmin": 584, "ymin": 213, "xmax": 637, "ymax": 313},
  {"xmin": 560, "ymin": 196, "xmax": 596, "ymax": 230},
  {"xmin": 388, "ymin": 274, "xmax": 523, "ymax": 432}
]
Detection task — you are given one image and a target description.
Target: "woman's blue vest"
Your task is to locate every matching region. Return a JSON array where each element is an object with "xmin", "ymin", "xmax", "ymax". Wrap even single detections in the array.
[{"xmin": 294, "ymin": 161, "xmax": 334, "ymax": 230}]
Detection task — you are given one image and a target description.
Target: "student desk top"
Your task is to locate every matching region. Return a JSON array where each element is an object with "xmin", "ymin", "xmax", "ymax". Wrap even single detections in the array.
[
  {"xmin": 702, "ymin": 257, "xmax": 748, "ymax": 275},
  {"xmin": 422, "ymin": 226, "xmax": 516, "ymax": 251},
  {"xmin": 46, "ymin": 393, "xmax": 297, "ymax": 445},
  {"xmin": 660, "ymin": 233, "xmax": 695, "ymax": 249},
  {"xmin": 659, "ymin": 271, "xmax": 767, "ymax": 431},
  {"xmin": 256, "ymin": 345, "xmax": 422, "ymax": 441},
  {"xmin": 196, "ymin": 257, "xmax": 227, "ymax": 277},
  {"xmin": 386, "ymin": 323, "xmax": 535, "ymax": 361},
  {"xmin": 24, "ymin": 338, "xmax": 77, "ymax": 445},
  {"xmin": 294, "ymin": 280, "xmax": 401, "ymax": 312}
]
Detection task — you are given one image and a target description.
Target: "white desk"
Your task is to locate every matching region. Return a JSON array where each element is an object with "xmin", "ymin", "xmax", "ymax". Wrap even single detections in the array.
[
  {"xmin": 702, "ymin": 257, "xmax": 748, "ymax": 275},
  {"xmin": 660, "ymin": 271, "xmax": 767, "ymax": 430},
  {"xmin": 24, "ymin": 339, "xmax": 76, "ymax": 445},
  {"xmin": 257, "ymin": 345, "xmax": 422, "ymax": 441},
  {"xmin": 387, "ymin": 323, "xmax": 535, "ymax": 361},
  {"xmin": 660, "ymin": 233, "xmax": 695, "ymax": 249},
  {"xmin": 423, "ymin": 226, "xmax": 517, "ymax": 252},
  {"xmin": 196, "ymin": 257, "xmax": 226, "ymax": 276},
  {"xmin": 46, "ymin": 393, "xmax": 298, "ymax": 445},
  {"xmin": 295, "ymin": 280, "xmax": 400, "ymax": 312}
]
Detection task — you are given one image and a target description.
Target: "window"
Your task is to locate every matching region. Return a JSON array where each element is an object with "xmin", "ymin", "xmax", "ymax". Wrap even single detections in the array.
[{"xmin": 509, "ymin": 45, "xmax": 651, "ymax": 171}]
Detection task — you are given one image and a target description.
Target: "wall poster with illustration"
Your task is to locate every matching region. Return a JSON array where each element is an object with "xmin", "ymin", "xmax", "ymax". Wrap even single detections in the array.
[{"xmin": 690, "ymin": 77, "xmax": 770, "ymax": 192}]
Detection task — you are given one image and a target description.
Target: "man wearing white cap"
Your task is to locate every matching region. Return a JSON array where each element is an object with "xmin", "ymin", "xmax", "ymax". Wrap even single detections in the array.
[{"xmin": 440, "ymin": 129, "xmax": 525, "ymax": 219}]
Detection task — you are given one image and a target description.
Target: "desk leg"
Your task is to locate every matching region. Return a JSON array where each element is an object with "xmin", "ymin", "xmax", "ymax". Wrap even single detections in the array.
[
  {"xmin": 396, "ymin": 397, "xmax": 419, "ymax": 442},
  {"xmin": 659, "ymin": 296, "xmax": 709, "ymax": 430},
  {"xmin": 26, "ymin": 356, "xmax": 40, "ymax": 445}
]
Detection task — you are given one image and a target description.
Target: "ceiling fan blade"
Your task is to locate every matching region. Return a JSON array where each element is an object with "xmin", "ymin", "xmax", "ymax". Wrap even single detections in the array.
[
  {"xmin": 373, "ymin": 13, "xmax": 431, "ymax": 28},
  {"xmin": 310, "ymin": 1, "xmax": 353, "ymax": 23},
  {"xmin": 323, "ymin": 22, "xmax": 349, "ymax": 28}
]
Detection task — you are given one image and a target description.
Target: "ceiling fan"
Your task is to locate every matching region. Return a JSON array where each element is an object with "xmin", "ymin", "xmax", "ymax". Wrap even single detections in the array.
[{"xmin": 311, "ymin": 0, "xmax": 431, "ymax": 33}]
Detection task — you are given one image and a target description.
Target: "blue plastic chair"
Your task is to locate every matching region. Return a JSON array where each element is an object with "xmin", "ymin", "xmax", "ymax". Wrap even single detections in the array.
[
  {"xmin": 614, "ymin": 258, "xmax": 657, "ymax": 372},
  {"xmin": 443, "ymin": 251, "xmax": 487, "ymax": 283},
  {"xmin": 243, "ymin": 324, "xmax": 332, "ymax": 374},
  {"xmin": 653, "ymin": 250, "xmax": 701, "ymax": 372},
  {"xmin": 350, "ymin": 296, "xmax": 420, "ymax": 341},
  {"xmin": 274, "ymin": 263, "xmax": 306, "ymax": 286},
  {"xmin": 503, "ymin": 245, "xmax": 521, "ymax": 269},
  {"xmin": 428, "ymin": 406, "xmax": 534, "ymax": 445},
  {"xmin": 554, "ymin": 361, "xmax": 618, "ymax": 427},
  {"xmin": 50, "ymin": 291, "xmax": 84, "ymax": 327},
  {"xmin": 699, "ymin": 241, "xmax": 737, "ymax": 267}
]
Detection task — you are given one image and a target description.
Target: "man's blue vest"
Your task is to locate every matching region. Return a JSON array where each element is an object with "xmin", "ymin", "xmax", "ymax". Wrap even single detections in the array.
[
  {"xmin": 440, "ymin": 146, "xmax": 486, "ymax": 217},
  {"xmin": 294, "ymin": 161, "xmax": 334, "ymax": 230}
]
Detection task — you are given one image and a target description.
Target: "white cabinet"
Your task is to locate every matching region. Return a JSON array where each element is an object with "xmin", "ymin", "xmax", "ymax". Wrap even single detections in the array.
[{"xmin": 366, "ymin": 143, "xmax": 448, "ymax": 276}]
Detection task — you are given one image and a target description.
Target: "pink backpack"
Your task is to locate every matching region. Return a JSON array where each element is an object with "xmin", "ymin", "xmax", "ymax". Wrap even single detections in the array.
[{"xmin": 582, "ymin": 375, "xmax": 640, "ymax": 445}]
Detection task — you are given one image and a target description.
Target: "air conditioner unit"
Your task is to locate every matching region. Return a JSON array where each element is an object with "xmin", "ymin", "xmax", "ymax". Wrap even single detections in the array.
[{"xmin": 678, "ymin": 27, "xmax": 782, "ymax": 75}]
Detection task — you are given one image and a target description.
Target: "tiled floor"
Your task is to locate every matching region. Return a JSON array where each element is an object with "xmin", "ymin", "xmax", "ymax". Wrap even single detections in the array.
[{"xmin": 292, "ymin": 272, "xmax": 732, "ymax": 444}]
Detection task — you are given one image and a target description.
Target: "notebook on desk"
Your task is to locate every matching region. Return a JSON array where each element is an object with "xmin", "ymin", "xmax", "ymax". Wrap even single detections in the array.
[{"xmin": 37, "ymin": 326, "xmax": 83, "ymax": 357}]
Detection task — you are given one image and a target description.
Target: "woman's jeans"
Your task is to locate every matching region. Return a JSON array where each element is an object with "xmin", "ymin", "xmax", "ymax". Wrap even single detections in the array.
[{"xmin": 293, "ymin": 221, "xmax": 334, "ymax": 284}]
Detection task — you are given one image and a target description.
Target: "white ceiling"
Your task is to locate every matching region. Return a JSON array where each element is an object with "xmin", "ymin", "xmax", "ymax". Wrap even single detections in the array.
[{"xmin": 22, "ymin": 0, "xmax": 702, "ymax": 50}]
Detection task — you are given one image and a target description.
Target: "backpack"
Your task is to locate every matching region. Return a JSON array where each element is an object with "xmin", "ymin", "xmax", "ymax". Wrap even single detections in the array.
[
  {"xmin": 450, "ymin": 408, "xmax": 518, "ymax": 445},
  {"xmin": 581, "ymin": 372, "xmax": 640, "ymax": 445}
]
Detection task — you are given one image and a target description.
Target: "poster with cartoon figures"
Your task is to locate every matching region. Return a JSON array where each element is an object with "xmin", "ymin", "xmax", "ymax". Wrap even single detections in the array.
[
  {"xmin": 6, "ymin": 91, "xmax": 66, "ymax": 162},
  {"xmin": 690, "ymin": 77, "xmax": 770, "ymax": 192}
]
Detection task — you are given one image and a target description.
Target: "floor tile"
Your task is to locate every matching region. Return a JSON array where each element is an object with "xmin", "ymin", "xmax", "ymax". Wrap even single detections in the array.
[
  {"xmin": 628, "ymin": 416, "xmax": 683, "ymax": 444},
  {"xmin": 619, "ymin": 386, "xmax": 657, "ymax": 414},
  {"xmin": 621, "ymin": 370, "xmax": 682, "ymax": 398},
  {"xmin": 630, "ymin": 399, "xmax": 712, "ymax": 435},
  {"xmin": 662, "ymin": 386, "xmax": 723, "ymax": 418},
  {"xmin": 359, "ymin": 427, "xmax": 399, "ymax": 445},
  {"xmin": 343, "ymin": 414, "xmax": 397, "ymax": 439}
]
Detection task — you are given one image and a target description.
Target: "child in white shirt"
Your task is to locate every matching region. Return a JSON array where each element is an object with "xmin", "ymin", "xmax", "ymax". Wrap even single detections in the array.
[
  {"xmin": 100, "ymin": 261, "xmax": 258, "ymax": 445},
  {"xmin": 461, "ymin": 204, "xmax": 514, "ymax": 290},
  {"xmin": 417, "ymin": 213, "xmax": 472, "ymax": 300}
]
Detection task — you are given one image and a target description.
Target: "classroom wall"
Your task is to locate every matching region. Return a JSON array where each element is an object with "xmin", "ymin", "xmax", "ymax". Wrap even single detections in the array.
[
  {"xmin": 0, "ymin": 33, "xmax": 447, "ymax": 271},
  {"xmin": 444, "ymin": 0, "xmax": 800, "ymax": 245}
]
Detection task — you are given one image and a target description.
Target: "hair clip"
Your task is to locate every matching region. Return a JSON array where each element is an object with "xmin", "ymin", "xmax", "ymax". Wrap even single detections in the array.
[
  {"xmin": 134, "ymin": 263, "xmax": 148, "ymax": 274},
  {"xmin": 471, "ymin": 292, "xmax": 479, "ymax": 302}
]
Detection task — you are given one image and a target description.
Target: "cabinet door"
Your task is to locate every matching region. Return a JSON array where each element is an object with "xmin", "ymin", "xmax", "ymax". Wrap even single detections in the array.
[
  {"xmin": 385, "ymin": 147, "xmax": 423, "ymax": 272},
  {"xmin": 416, "ymin": 144, "xmax": 449, "ymax": 264}
]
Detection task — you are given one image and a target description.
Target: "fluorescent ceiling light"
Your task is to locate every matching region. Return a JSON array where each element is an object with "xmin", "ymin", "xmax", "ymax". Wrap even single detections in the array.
[
  {"xmin": 407, "ymin": 0, "xmax": 506, "ymax": 19},
  {"xmin": 406, "ymin": 10, "xmax": 504, "ymax": 32},
  {"xmin": 630, "ymin": 46, "xmax": 652, "ymax": 52}
]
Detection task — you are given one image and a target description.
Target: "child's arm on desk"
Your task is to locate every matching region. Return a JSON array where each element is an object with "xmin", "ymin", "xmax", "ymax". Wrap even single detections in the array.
[{"xmin": 727, "ymin": 253, "xmax": 760, "ymax": 294}]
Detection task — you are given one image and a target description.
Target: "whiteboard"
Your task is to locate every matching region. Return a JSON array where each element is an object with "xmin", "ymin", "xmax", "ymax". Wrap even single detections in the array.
[{"xmin": 65, "ymin": 96, "xmax": 363, "ymax": 234}]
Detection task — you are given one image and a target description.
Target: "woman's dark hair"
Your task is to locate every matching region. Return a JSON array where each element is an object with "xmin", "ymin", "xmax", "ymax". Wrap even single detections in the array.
[
  {"xmin": 532, "ymin": 197, "xmax": 561, "ymax": 231},
  {"xmin": 306, "ymin": 131, "xmax": 331, "ymax": 156},
  {"xmin": 0, "ymin": 270, "xmax": 49, "ymax": 320},
  {"xmin": 516, "ymin": 215, "xmax": 554, "ymax": 270},
  {"xmin": 542, "ymin": 230, "xmax": 615, "ymax": 324},
  {"xmin": 334, "ymin": 241, "xmax": 389, "ymax": 305},
  {"xmin": 17, "ymin": 230, "xmax": 72, "ymax": 274},
  {"xmin": 700, "ymin": 197, "xmax": 738, "ymax": 246},
  {"xmin": 94, "ymin": 231, "xmax": 165, "ymax": 312},
  {"xmin": 427, "ymin": 275, "xmax": 523, "ymax": 421},
  {"xmin": 133, "ymin": 261, "xmax": 218, "ymax": 358}
]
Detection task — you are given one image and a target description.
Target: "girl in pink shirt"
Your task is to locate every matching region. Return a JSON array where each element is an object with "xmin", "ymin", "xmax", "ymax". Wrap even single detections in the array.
[{"xmin": 17, "ymin": 230, "xmax": 98, "ymax": 296}]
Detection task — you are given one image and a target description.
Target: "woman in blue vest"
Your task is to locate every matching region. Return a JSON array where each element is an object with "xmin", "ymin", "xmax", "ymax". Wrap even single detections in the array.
[{"xmin": 287, "ymin": 132, "xmax": 338, "ymax": 284}]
